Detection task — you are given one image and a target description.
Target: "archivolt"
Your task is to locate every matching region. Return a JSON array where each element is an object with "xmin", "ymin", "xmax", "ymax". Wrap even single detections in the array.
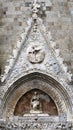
[{"xmin": 2, "ymin": 72, "xmax": 72, "ymax": 119}]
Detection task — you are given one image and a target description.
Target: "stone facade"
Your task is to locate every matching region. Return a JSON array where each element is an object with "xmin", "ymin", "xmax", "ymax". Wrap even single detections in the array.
[{"xmin": 0, "ymin": 0, "xmax": 73, "ymax": 129}]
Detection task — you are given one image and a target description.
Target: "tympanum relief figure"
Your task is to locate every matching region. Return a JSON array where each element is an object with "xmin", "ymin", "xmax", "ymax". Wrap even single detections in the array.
[{"xmin": 30, "ymin": 92, "xmax": 42, "ymax": 113}]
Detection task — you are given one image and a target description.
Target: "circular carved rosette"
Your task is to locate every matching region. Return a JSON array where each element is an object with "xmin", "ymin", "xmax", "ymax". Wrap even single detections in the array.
[{"xmin": 27, "ymin": 44, "xmax": 45, "ymax": 64}]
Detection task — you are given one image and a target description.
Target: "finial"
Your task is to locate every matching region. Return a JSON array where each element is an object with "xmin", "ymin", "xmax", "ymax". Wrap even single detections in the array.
[
  {"xmin": 32, "ymin": 0, "xmax": 40, "ymax": 20},
  {"xmin": 34, "ymin": 0, "xmax": 37, "ymax": 5}
]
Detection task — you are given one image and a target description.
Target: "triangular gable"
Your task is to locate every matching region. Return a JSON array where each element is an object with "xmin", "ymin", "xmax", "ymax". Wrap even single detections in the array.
[{"xmin": 1, "ymin": 1, "xmax": 72, "ymax": 83}]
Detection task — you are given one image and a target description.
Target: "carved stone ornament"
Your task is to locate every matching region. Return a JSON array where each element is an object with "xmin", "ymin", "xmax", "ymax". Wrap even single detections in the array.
[
  {"xmin": 30, "ymin": 92, "xmax": 42, "ymax": 113},
  {"xmin": 27, "ymin": 44, "xmax": 45, "ymax": 64}
]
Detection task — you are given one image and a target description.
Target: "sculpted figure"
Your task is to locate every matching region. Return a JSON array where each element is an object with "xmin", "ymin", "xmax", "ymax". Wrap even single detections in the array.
[
  {"xmin": 30, "ymin": 92, "xmax": 42, "ymax": 113},
  {"xmin": 28, "ymin": 45, "xmax": 45, "ymax": 64}
]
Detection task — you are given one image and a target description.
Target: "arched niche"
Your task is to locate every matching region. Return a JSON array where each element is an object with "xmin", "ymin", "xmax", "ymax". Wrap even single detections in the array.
[
  {"xmin": 14, "ymin": 88, "xmax": 58, "ymax": 116},
  {"xmin": 2, "ymin": 72, "xmax": 72, "ymax": 120}
]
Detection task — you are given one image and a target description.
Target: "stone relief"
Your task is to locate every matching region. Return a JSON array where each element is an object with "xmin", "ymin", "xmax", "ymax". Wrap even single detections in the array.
[
  {"xmin": 30, "ymin": 92, "xmax": 42, "ymax": 113},
  {"xmin": 14, "ymin": 89, "xmax": 58, "ymax": 116},
  {"xmin": 31, "ymin": 0, "xmax": 52, "ymax": 20},
  {"xmin": 0, "ymin": 119, "xmax": 72, "ymax": 130},
  {"xmin": 32, "ymin": 0, "xmax": 40, "ymax": 20},
  {"xmin": 27, "ymin": 44, "xmax": 45, "ymax": 64}
]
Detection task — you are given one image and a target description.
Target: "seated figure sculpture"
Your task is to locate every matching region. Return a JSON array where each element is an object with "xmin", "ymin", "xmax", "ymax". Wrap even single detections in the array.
[{"xmin": 30, "ymin": 92, "xmax": 42, "ymax": 113}]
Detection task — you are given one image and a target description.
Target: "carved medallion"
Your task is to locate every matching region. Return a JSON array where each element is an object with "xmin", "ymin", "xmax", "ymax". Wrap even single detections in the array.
[{"xmin": 27, "ymin": 44, "xmax": 45, "ymax": 64}]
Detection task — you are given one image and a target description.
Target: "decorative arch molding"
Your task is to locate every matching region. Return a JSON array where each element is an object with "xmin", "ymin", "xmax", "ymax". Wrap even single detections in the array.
[{"xmin": 2, "ymin": 72, "xmax": 72, "ymax": 120}]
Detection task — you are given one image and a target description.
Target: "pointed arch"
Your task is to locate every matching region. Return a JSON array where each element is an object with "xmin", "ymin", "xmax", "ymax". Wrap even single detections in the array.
[{"xmin": 2, "ymin": 72, "xmax": 72, "ymax": 120}]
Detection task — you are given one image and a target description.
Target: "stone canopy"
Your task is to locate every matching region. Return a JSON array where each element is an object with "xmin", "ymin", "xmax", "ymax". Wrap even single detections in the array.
[{"xmin": 0, "ymin": 0, "xmax": 73, "ymax": 130}]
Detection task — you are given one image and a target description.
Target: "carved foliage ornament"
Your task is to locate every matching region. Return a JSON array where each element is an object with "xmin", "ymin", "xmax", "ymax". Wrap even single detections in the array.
[{"xmin": 27, "ymin": 44, "xmax": 45, "ymax": 64}]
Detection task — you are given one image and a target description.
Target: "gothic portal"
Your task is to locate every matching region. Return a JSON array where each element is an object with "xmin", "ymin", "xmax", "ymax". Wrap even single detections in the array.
[{"xmin": 0, "ymin": 0, "xmax": 73, "ymax": 130}]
